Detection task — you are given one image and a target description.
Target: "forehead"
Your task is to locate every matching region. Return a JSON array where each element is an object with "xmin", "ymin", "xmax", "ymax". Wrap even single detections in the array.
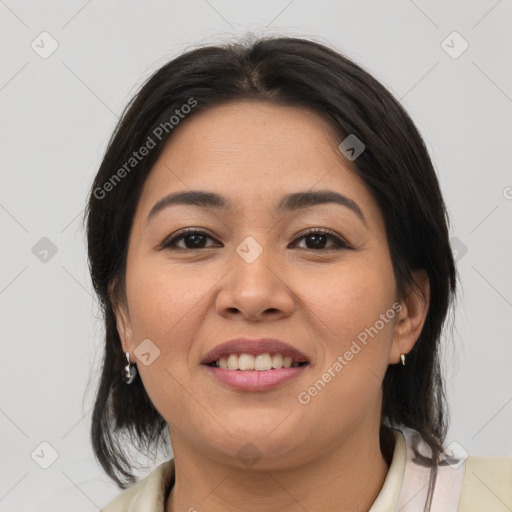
[
  {"xmin": 135, "ymin": 100, "xmax": 380, "ymax": 224},
  {"xmin": 162, "ymin": 100, "xmax": 341, "ymax": 171}
]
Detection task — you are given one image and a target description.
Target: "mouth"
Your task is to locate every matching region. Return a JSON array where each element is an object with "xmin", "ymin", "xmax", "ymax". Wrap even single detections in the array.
[
  {"xmin": 205, "ymin": 354, "xmax": 309, "ymax": 370},
  {"xmin": 200, "ymin": 337, "xmax": 310, "ymax": 368},
  {"xmin": 200, "ymin": 338, "xmax": 310, "ymax": 391}
]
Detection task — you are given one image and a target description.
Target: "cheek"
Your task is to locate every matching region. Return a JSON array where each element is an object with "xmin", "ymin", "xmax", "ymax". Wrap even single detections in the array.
[
  {"xmin": 302, "ymin": 257, "xmax": 397, "ymax": 340},
  {"xmin": 123, "ymin": 258, "xmax": 204, "ymax": 373},
  {"xmin": 125, "ymin": 255, "xmax": 209, "ymax": 332},
  {"xmin": 299, "ymin": 256, "xmax": 397, "ymax": 408},
  {"xmin": 122, "ymin": 258, "xmax": 212, "ymax": 421},
  {"xmin": 297, "ymin": 273, "xmax": 397, "ymax": 439}
]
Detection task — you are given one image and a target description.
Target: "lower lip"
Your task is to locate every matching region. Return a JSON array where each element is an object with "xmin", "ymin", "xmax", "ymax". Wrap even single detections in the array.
[{"xmin": 202, "ymin": 365, "xmax": 309, "ymax": 391}]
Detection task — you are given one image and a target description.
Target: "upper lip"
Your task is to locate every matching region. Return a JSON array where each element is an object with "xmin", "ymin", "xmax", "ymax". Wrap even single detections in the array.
[{"xmin": 200, "ymin": 338, "xmax": 310, "ymax": 365}]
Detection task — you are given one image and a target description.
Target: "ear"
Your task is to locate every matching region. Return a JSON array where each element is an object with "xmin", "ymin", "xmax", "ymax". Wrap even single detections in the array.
[
  {"xmin": 389, "ymin": 270, "xmax": 430, "ymax": 365},
  {"xmin": 108, "ymin": 280, "xmax": 133, "ymax": 355}
]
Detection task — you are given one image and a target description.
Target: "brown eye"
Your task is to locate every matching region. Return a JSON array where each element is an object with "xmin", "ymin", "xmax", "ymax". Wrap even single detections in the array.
[
  {"xmin": 160, "ymin": 228, "xmax": 351, "ymax": 252},
  {"xmin": 161, "ymin": 229, "xmax": 219, "ymax": 250},
  {"xmin": 291, "ymin": 229, "xmax": 351, "ymax": 251}
]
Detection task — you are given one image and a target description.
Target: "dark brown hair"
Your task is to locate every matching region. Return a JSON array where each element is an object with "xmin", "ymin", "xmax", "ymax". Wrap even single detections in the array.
[{"xmin": 85, "ymin": 35, "xmax": 456, "ymax": 495}]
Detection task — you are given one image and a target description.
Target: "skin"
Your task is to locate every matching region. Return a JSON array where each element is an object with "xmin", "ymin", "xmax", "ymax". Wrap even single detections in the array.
[{"xmin": 112, "ymin": 100, "xmax": 430, "ymax": 512}]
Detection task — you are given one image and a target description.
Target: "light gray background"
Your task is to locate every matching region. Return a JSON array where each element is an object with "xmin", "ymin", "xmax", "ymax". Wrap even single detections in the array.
[{"xmin": 1, "ymin": 0, "xmax": 511, "ymax": 510}]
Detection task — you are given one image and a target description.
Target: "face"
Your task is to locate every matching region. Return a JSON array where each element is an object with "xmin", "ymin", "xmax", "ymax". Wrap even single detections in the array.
[{"xmin": 113, "ymin": 100, "xmax": 425, "ymax": 470}]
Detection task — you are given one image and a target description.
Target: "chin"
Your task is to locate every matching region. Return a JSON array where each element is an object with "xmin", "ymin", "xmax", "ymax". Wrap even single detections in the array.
[{"xmin": 205, "ymin": 424, "xmax": 310, "ymax": 469}]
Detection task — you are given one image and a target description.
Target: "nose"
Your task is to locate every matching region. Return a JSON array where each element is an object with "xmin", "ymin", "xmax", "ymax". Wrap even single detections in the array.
[{"xmin": 215, "ymin": 241, "xmax": 294, "ymax": 322}]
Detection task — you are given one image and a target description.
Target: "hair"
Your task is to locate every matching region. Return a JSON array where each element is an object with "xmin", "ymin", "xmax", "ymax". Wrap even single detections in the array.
[{"xmin": 85, "ymin": 35, "xmax": 456, "ymax": 500}]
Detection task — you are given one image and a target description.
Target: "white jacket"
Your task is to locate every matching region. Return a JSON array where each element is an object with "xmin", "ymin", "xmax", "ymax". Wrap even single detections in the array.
[{"xmin": 101, "ymin": 427, "xmax": 512, "ymax": 511}]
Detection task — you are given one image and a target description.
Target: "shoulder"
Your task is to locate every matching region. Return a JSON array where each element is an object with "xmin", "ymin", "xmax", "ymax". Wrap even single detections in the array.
[
  {"xmin": 101, "ymin": 459, "xmax": 175, "ymax": 512},
  {"xmin": 458, "ymin": 456, "xmax": 512, "ymax": 511},
  {"xmin": 390, "ymin": 425, "xmax": 512, "ymax": 511}
]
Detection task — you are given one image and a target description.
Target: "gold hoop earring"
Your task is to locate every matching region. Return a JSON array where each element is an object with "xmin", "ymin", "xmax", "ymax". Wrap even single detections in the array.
[{"xmin": 400, "ymin": 353, "xmax": 406, "ymax": 366}]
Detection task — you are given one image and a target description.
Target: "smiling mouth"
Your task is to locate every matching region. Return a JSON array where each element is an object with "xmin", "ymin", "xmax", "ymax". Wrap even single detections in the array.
[{"xmin": 204, "ymin": 353, "xmax": 310, "ymax": 371}]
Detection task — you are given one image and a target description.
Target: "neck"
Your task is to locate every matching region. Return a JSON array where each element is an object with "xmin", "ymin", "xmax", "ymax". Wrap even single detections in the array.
[{"xmin": 165, "ymin": 423, "xmax": 394, "ymax": 512}]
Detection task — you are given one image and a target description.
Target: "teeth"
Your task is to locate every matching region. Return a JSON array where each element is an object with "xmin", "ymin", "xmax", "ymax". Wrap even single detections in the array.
[
  {"xmin": 227, "ymin": 354, "xmax": 238, "ymax": 370},
  {"xmin": 215, "ymin": 353, "xmax": 305, "ymax": 371},
  {"xmin": 271, "ymin": 353, "xmax": 283, "ymax": 369},
  {"xmin": 239, "ymin": 353, "xmax": 255, "ymax": 370},
  {"xmin": 255, "ymin": 354, "xmax": 272, "ymax": 371}
]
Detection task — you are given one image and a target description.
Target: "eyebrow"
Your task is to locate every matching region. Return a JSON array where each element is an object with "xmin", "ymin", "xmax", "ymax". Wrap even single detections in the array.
[{"xmin": 146, "ymin": 189, "xmax": 366, "ymax": 225}]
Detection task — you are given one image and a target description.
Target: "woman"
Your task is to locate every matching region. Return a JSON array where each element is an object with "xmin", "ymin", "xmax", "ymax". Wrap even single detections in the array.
[{"xmin": 85, "ymin": 36, "xmax": 511, "ymax": 511}]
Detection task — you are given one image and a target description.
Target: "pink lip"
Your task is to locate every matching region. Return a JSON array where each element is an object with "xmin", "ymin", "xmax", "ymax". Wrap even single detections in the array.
[
  {"xmin": 200, "ymin": 337, "xmax": 309, "ymax": 365},
  {"xmin": 203, "ymin": 365, "xmax": 309, "ymax": 391}
]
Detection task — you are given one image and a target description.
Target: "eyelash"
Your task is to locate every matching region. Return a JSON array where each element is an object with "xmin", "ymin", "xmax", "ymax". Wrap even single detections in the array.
[{"xmin": 159, "ymin": 227, "xmax": 352, "ymax": 252}]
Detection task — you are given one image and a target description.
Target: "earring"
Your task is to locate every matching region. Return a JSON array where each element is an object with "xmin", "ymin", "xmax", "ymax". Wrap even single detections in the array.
[
  {"xmin": 400, "ymin": 353, "xmax": 406, "ymax": 366},
  {"xmin": 122, "ymin": 351, "xmax": 137, "ymax": 384}
]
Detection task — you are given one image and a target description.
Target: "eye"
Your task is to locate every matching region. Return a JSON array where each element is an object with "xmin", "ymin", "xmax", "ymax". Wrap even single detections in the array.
[
  {"xmin": 159, "ymin": 229, "xmax": 220, "ymax": 250},
  {"xmin": 290, "ymin": 228, "xmax": 352, "ymax": 251},
  {"xmin": 159, "ymin": 227, "xmax": 352, "ymax": 251}
]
